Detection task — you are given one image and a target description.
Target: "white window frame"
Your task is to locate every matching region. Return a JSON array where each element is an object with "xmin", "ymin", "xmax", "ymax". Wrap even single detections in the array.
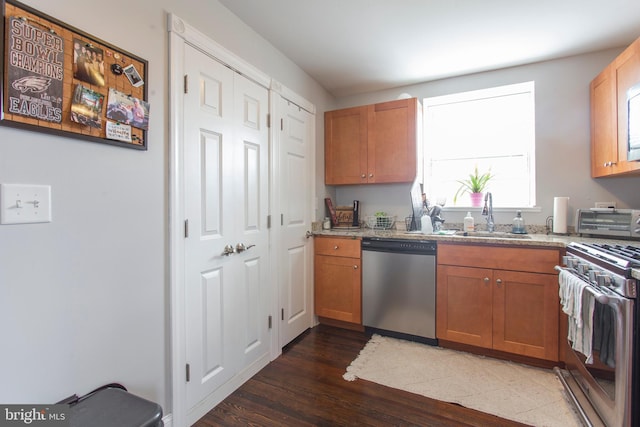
[{"xmin": 422, "ymin": 81, "xmax": 536, "ymax": 209}]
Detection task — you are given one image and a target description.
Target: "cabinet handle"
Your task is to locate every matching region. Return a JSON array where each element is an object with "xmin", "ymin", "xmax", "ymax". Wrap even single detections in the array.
[
  {"xmin": 353, "ymin": 265, "xmax": 358, "ymax": 269},
  {"xmin": 369, "ymin": 173, "xmax": 374, "ymax": 178},
  {"xmin": 496, "ymin": 278, "xmax": 503, "ymax": 287},
  {"xmin": 483, "ymin": 277, "xmax": 490, "ymax": 283},
  {"xmin": 361, "ymin": 174, "xmax": 366, "ymax": 178},
  {"xmin": 333, "ymin": 245, "xmax": 339, "ymax": 250}
]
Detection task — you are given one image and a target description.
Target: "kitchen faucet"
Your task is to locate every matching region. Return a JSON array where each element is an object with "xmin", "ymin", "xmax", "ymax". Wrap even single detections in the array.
[
  {"xmin": 481, "ymin": 192, "xmax": 495, "ymax": 232},
  {"xmin": 429, "ymin": 205, "xmax": 445, "ymax": 232}
]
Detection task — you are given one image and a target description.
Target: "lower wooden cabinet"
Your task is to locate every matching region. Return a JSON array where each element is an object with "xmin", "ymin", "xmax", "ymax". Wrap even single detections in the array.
[
  {"xmin": 314, "ymin": 236, "xmax": 361, "ymax": 324},
  {"xmin": 437, "ymin": 243, "xmax": 561, "ymax": 361}
]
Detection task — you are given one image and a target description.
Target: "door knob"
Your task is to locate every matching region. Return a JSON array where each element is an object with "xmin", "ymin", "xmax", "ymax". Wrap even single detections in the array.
[
  {"xmin": 222, "ymin": 244, "xmax": 235, "ymax": 256},
  {"xmin": 235, "ymin": 243, "xmax": 255, "ymax": 253}
]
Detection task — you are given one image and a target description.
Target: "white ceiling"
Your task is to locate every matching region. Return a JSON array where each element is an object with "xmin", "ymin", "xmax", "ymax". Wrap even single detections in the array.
[{"xmin": 219, "ymin": 0, "xmax": 640, "ymax": 97}]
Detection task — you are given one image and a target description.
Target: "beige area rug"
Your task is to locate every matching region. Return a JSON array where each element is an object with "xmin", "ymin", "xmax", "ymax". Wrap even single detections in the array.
[{"xmin": 343, "ymin": 334, "xmax": 581, "ymax": 427}]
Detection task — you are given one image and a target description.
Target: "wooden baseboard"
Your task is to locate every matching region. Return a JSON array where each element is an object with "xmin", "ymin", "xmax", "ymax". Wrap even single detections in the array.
[
  {"xmin": 317, "ymin": 317, "xmax": 365, "ymax": 332},
  {"xmin": 438, "ymin": 339, "xmax": 563, "ymax": 370}
]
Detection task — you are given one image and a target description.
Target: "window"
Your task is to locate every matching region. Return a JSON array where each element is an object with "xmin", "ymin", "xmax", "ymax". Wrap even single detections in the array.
[{"xmin": 422, "ymin": 81, "xmax": 536, "ymax": 208}]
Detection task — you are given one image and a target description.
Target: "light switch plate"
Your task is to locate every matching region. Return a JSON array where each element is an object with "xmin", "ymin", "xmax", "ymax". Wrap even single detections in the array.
[{"xmin": 0, "ymin": 184, "xmax": 52, "ymax": 224}]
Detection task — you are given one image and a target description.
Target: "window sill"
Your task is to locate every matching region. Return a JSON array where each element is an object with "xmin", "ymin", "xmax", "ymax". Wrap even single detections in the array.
[{"xmin": 441, "ymin": 206, "xmax": 542, "ymax": 213}]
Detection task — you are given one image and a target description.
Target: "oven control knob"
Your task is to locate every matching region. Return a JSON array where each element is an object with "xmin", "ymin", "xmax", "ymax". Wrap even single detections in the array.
[
  {"xmin": 596, "ymin": 274, "xmax": 612, "ymax": 287},
  {"xmin": 576, "ymin": 263, "xmax": 590, "ymax": 275}
]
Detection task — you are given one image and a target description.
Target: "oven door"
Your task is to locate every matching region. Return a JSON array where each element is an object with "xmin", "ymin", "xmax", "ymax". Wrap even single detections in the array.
[{"xmin": 563, "ymin": 275, "xmax": 634, "ymax": 427}]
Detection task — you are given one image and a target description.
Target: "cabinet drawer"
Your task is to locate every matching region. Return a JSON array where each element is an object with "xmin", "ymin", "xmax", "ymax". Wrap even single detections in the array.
[
  {"xmin": 315, "ymin": 236, "xmax": 361, "ymax": 258},
  {"xmin": 438, "ymin": 243, "xmax": 560, "ymax": 274}
]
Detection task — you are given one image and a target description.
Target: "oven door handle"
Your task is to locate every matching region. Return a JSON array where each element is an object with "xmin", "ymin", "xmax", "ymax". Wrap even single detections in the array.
[{"xmin": 555, "ymin": 265, "xmax": 613, "ymax": 305}]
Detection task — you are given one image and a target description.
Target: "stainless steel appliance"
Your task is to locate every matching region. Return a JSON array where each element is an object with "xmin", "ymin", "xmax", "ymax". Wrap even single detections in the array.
[
  {"xmin": 627, "ymin": 82, "xmax": 640, "ymax": 161},
  {"xmin": 555, "ymin": 242, "xmax": 640, "ymax": 427},
  {"xmin": 575, "ymin": 208, "xmax": 640, "ymax": 239},
  {"xmin": 361, "ymin": 237, "xmax": 437, "ymax": 344}
]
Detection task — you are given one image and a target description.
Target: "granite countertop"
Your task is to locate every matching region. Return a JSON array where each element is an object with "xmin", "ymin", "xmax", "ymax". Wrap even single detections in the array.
[{"xmin": 315, "ymin": 228, "xmax": 593, "ymax": 248}]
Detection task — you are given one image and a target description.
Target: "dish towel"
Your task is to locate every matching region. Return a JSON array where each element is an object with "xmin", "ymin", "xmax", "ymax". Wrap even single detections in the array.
[
  {"xmin": 576, "ymin": 289, "xmax": 596, "ymax": 364},
  {"xmin": 558, "ymin": 269, "xmax": 594, "ymax": 362}
]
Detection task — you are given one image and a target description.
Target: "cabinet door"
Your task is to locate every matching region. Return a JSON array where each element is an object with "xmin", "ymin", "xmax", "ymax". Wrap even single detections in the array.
[
  {"xmin": 314, "ymin": 254, "xmax": 362, "ymax": 323},
  {"xmin": 324, "ymin": 106, "xmax": 368, "ymax": 184},
  {"xmin": 614, "ymin": 39, "xmax": 640, "ymax": 175},
  {"xmin": 591, "ymin": 64, "xmax": 618, "ymax": 177},
  {"xmin": 492, "ymin": 270, "xmax": 559, "ymax": 361},
  {"xmin": 436, "ymin": 265, "xmax": 493, "ymax": 348},
  {"xmin": 368, "ymin": 98, "xmax": 417, "ymax": 183}
]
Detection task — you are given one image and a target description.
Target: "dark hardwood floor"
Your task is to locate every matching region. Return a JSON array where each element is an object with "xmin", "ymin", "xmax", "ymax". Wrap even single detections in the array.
[{"xmin": 195, "ymin": 324, "xmax": 529, "ymax": 426}]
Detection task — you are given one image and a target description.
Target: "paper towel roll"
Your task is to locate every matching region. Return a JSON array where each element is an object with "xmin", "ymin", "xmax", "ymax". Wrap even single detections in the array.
[{"xmin": 553, "ymin": 197, "xmax": 569, "ymax": 234}]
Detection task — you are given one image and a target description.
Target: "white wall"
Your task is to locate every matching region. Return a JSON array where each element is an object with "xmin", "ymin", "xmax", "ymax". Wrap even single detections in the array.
[
  {"xmin": 330, "ymin": 49, "xmax": 640, "ymax": 228},
  {"xmin": 0, "ymin": 0, "xmax": 332, "ymax": 414}
]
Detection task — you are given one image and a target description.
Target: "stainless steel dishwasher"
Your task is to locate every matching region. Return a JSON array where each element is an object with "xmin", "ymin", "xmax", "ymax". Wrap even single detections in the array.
[{"xmin": 361, "ymin": 237, "xmax": 437, "ymax": 344}]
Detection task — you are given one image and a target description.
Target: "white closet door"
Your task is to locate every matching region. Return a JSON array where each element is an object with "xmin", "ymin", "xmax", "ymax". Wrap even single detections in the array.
[
  {"xmin": 277, "ymin": 97, "xmax": 315, "ymax": 347},
  {"xmin": 183, "ymin": 43, "xmax": 270, "ymax": 414},
  {"xmin": 232, "ymin": 73, "xmax": 270, "ymax": 369}
]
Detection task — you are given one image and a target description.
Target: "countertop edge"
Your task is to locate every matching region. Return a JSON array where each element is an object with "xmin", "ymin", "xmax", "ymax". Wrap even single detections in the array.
[{"xmin": 313, "ymin": 229, "xmax": 637, "ymax": 249}]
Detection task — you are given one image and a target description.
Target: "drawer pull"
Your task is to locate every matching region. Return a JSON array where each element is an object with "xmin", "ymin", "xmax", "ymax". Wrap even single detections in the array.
[
  {"xmin": 334, "ymin": 245, "xmax": 339, "ymax": 250},
  {"xmin": 483, "ymin": 277, "xmax": 490, "ymax": 283},
  {"xmin": 496, "ymin": 278, "xmax": 503, "ymax": 287},
  {"xmin": 353, "ymin": 265, "xmax": 358, "ymax": 269}
]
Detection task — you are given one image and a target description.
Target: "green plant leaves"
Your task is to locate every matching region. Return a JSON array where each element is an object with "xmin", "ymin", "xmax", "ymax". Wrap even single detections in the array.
[{"xmin": 453, "ymin": 166, "xmax": 493, "ymax": 204}]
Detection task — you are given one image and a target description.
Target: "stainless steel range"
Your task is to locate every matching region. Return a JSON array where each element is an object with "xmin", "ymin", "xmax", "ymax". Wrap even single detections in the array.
[{"xmin": 556, "ymin": 242, "xmax": 640, "ymax": 427}]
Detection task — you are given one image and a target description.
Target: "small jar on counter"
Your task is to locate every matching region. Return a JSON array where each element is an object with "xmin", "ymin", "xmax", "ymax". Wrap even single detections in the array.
[{"xmin": 323, "ymin": 217, "xmax": 331, "ymax": 230}]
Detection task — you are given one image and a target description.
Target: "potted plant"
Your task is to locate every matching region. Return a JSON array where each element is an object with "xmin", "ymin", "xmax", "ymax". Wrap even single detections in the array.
[{"xmin": 453, "ymin": 166, "xmax": 493, "ymax": 206}]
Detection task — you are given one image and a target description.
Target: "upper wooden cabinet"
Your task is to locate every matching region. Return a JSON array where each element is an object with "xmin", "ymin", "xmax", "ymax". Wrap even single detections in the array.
[
  {"xmin": 325, "ymin": 98, "xmax": 419, "ymax": 185},
  {"xmin": 591, "ymin": 37, "xmax": 640, "ymax": 177}
]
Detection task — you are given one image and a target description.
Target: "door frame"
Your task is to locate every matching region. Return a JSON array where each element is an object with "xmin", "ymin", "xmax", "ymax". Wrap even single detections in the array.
[{"xmin": 168, "ymin": 14, "xmax": 316, "ymax": 427}]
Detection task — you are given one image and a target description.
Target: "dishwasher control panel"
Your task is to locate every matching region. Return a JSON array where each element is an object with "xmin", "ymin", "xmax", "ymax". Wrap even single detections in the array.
[{"xmin": 361, "ymin": 237, "xmax": 437, "ymax": 254}]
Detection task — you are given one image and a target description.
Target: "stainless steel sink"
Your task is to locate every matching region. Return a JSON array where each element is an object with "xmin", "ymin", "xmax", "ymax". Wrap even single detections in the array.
[{"xmin": 455, "ymin": 231, "xmax": 531, "ymax": 239}]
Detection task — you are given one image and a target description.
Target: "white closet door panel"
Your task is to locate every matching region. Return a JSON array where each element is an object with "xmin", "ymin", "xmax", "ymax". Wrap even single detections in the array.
[
  {"xmin": 241, "ymin": 256, "xmax": 262, "ymax": 354},
  {"xmin": 286, "ymin": 246, "xmax": 307, "ymax": 320},
  {"xmin": 202, "ymin": 131, "xmax": 222, "ymax": 235},
  {"xmin": 232, "ymin": 73, "xmax": 271, "ymax": 372},
  {"xmin": 278, "ymin": 99, "xmax": 314, "ymax": 347},
  {"xmin": 242, "ymin": 141, "xmax": 260, "ymax": 232},
  {"xmin": 184, "ymin": 44, "xmax": 238, "ymax": 410},
  {"xmin": 200, "ymin": 269, "xmax": 229, "ymax": 382}
]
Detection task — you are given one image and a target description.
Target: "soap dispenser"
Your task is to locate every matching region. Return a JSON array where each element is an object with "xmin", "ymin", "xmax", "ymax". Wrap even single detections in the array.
[
  {"xmin": 512, "ymin": 210, "xmax": 526, "ymax": 234},
  {"xmin": 463, "ymin": 212, "xmax": 474, "ymax": 232}
]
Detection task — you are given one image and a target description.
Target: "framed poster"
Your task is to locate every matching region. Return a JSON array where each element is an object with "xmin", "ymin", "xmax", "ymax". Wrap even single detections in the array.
[{"xmin": 1, "ymin": 0, "xmax": 149, "ymax": 150}]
